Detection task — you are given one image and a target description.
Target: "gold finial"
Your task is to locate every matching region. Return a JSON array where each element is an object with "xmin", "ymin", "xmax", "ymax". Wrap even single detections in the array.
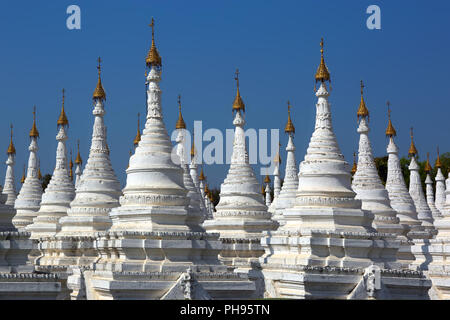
[
  {"xmin": 75, "ymin": 139, "xmax": 82, "ymax": 165},
  {"xmin": 264, "ymin": 174, "xmax": 271, "ymax": 184},
  {"xmin": 7, "ymin": 124, "xmax": 16, "ymax": 155},
  {"xmin": 57, "ymin": 88, "xmax": 69, "ymax": 127},
  {"xmin": 93, "ymin": 57, "xmax": 106, "ymax": 100},
  {"xmin": 385, "ymin": 101, "xmax": 397, "ymax": 137},
  {"xmin": 284, "ymin": 101, "xmax": 295, "ymax": 134},
  {"xmin": 198, "ymin": 166, "xmax": 205, "ymax": 181},
  {"xmin": 190, "ymin": 131, "xmax": 196, "ymax": 158},
  {"xmin": 408, "ymin": 127, "xmax": 418, "ymax": 157},
  {"xmin": 357, "ymin": 80, "xmax": 369, "ymax": 122},
  {"xmin": 133, "ymin": 113, "xmax": 141, "ymax": 146},
  {"xmin": 351, "ymin": 152, "xmax": 357, "ymax": 175},
  {"xmin": 425, "ymin": 152, "xmax": 432, "ymax": 172},
  {"xmin": 436, "ymin": 146, "xmax": 442, "ymax": 168},
  {"xmin": 146, "ymin": 17, "xmax": 162, "ymax": 69},
  {"xmin": 204, "ymin": 183, "xmax": 210, "ymax": 196},
  {"xmin": 208, "ymin": 190, "xmax": 214, "ymax": 202},
  {"xmin": 69, "ymin": 151, "xmax": 74, "ymax": 181},
  {"xmin": 314, "ymin": 37, "xmax": 331, "ymax": 90},
  {"xmin": 261, "ymin": 183, "xmax": 265, "ymax": 196},
  {"xmin": 274, "ymin": 142, "xmax": 282, "ymax": 164},
  {"xmin": 38, "ymin": 167, "xmax": 42, "ymax": 180},
  {"xmin": 29, "ymin": 106, "xmax": 40, "ymax": 138},
  {"xmin": 175, "ymin": 95, "xmax": 186, "ymax": 129},
  {"xmin": 232, "ymin": 68, "xmax": 245, "ymax": 113},
  {"xmin": 21, "ymin": 164, "xmax": 26, "ymax": 184}
]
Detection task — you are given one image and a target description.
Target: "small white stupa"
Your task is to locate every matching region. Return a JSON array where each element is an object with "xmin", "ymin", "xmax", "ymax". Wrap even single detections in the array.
[
  {"xmin": 268, "ymin": 144, "xmax": 281, "ymax": 213},
  {"xmin": 385, "ymin": 108, "xmax": 425, "ymax": 238},
  {"xmin": 74, "ymin": 140, "xmax": 83, "ymax": 189},
  {"xmin": 407, "ymin": 128, "xmax": 435, "ymax": 233},
  {"xmin": 424, "ymin": 152, "xmax": 442, "ymax": 219},
  {"xmin": 174, "ymin": 96, "xmax": 204, "ymax": 230},
  {"xmin": 435, "ymin": 148, "xmax": 446, "ymax": 214},
  {"xmin": 2, "ymin": 125, "xmax": 17, "ymax": 206},
  {"xmin": 264, "ymin": 175, "xmax": 272, "ymax": 207},
  {"xmin": 189, "ymin": 132, "xmax": 208, "ymax": 218},
  {"xmin": 351, "ymin": 81, "xmax": 403, "ymax": 236},
  {"xmin": 270, "ymin": 102, "xmax": 298, "ymax": 225},
  {"xmin": 27, "ymin": 89, "xmax": 76, "ymax": 239},
  {"xmin": 12, "ymin": 107, "xmax": 43, "ymax": 230}
]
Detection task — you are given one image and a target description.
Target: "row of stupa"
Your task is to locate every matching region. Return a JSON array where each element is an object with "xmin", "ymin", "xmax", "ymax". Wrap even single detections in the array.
[{"xmin": 0, "ymin": 20, "xmax": 449, "ymax": 299}]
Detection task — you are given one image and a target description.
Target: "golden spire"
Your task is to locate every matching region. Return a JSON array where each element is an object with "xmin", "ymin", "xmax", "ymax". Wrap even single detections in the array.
[
  {"xmin": 29, "ymin": 106, "xmax": 39, "ymax": 138},
  {"xmin": 146, "ymin": 17, "xmax": 162, "ymax": 69},
  {"xmin": 75, "ymin": 139, "xmax": 82, "ymax": 165},
  {"xmin": 357, "ymin": 80, "xmax": 369, "ymax": 122},
  {"xmin": 261, "ymin": 183, "xmax": 265, "ymax": 196},
  {"xmin": 190, "ymin": 132, "xmax": 196, "ymax": 159},
  {"xmin": 232, "ymin": 69, "xmax": 245, "ymax": 113},
  {"xmin": 274, "ymin": 142, "xmax": 282, "ymax": 164},
  {"xmin": 314, "ymin": 38, "xmax": 331, "ymax": 90},
  {"xmin": 425, "ymin": 152, "xmax": 432, "ymax": 173},
  {"xmin": 351, "ymin": 152, "xmax": 357, "ymax": 175},
  {"xmin": 69, "ymin": 151, "xmax": 74, "ymax": 181},
  {"xmin": 385, "ymin": 101, "xmax": 397, "ymax": 137},
  {"xmin": 408, "ymin": 127, "xmax": 418, "ymax": 157},
  {"xmin": 21, "ymin": 165, "xmax": 25, "ymax": 184},
  {"xmin": 264, "ymin": 174, "xmax": 271, "ymax": 184},
  {"xmin": 57, "ymin": 88, "xmax": 69, "ymax": 127},
  {"xmin": 198, "ymin": 166, "xmax": 205, "ymax": 181},
  {"xmin": 208, "ymin": 190, "xmax": 214, "ymax": 202},
  {"xmin": 284, "ymin": 101, "xmax": 295, "ymax": 134},
  {"xmin": 436, "ymin": 147, "xmax": 442, "ymax": 168},
  {"xmin": 93, "ymin": 57, "xmax": 106, "ymax": 100},
  {"xmin": 175, "ymin": 95, "xmax": 186, "ymax": 129},
  {"xmin": 204, "ymin": 183, "xmax": 210, "ymax": 196},
  {"xmin": 133, "ymin": 113, "xmax": 141, "ymax": 146},
  {"xmin": 38, "ymin": 167, "xmax": 42, "ymax": 180},
  {"xmin": 7, "ymin": 124, "xmax": 16, "ymax": 155}
]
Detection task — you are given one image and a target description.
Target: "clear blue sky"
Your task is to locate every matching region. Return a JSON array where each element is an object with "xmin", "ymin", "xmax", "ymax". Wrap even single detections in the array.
[{"xmin": 1, "ymin": 0, "xmax": 449, "ymax": 189}]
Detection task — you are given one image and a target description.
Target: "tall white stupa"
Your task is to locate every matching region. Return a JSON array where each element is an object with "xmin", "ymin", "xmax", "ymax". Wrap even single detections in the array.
[
  {"xmin": 12, "ymin": 108, "xmax": 43, "ymax": 230},
  {"xmin": 351, "ymin": 81, "xmax": 403, "ymax": 236},
  {"xmin": 189, "ymin": 132, "xmax": 208, "ymax": 219},
  {"xmin": 27, "ymin": 90, "xmax": 76, "ymax": 239},
  {"xmin": 2, "ymin": 125, "xmax": 17, "ymax": 206},
  {"xmin": 270, "ymin": 102, "xmax": 298, "ymax": 225},
  {"xmin": 74, "ymin": 140, "xmax": 83, "ymax": 188},
  {"xmin": 407, "ymin": 128, "xmax": 435, "ymax": 233}
]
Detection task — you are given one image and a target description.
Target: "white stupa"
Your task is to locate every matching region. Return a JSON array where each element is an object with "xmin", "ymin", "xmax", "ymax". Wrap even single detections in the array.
[
  {"xmin": 270, "ymin": 103, "xmax": 298, "ymax": 225},
  {"xmin": 2, "ymin": 125, "xmax": 17, "ymax": 206},
  {"xmin": 424, "ymin": 153, "xmax": 442, "ymax": 219},
  {"xmin": 12, "ymin": 108, "xmax": 43, "ymax": 230},
  {"xmin": 174, "ymin": 97, "xmax": 204, "ymax": 231},
  {"xmin": 435, "ymin": 148, "xmax": 446, "ymax": 214},
  {"xmin": 273, "ymin": 146, "xmax": 281, "ymax": 199},
  {"xmin": 57, "ymin": 58, "xmax": 122, "ymax": 237},
  {"xmin": 189, "ymin": 133, "xmax": 208, "ymax": 219},
  {"xmin": 385, "ymin": 109, "xmax": 425, "ymax": 238},
  {"xmin": 407, "ymin": 128, "xmax": 435, "ymax": 233},
  {"xmin": 74, "ymin": 140, "xmax": 83, "ymax": 189},
  {"xmin": 351, "ymin": 81, "xmax": 403, "ymax": 236},
  {"xmin": 28, "ymin": 90, "xmax": 76, "ymax": 239},
  {"xmin": 264, "ymin": 175, "xmax": 272, "ymax": 207},
  {"xmin": 261, "ymin": 39, "xmax": 429, "ymax": 299}
]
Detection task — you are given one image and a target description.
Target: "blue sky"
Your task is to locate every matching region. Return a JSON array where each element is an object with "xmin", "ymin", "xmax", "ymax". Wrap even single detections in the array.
[{"xmin": 0, "ymin": 0, "xmax": 449, "ymax": 189}]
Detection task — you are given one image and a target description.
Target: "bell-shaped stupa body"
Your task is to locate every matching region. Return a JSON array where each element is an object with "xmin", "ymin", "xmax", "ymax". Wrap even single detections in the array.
[
  {"xmin": 351, "ymin": 88, "xmax": 403, "ymax": 236},
  {"xmin": 409, "ymin": 156, "xmax": 435, "ymax": 232},
  {"xmin": 189, "ymin": 154, "xmax": 208, "ymax": 219},
  {"xmin": 2, "ymin": 128, "xmax": 17, "ymax": 206},
  {"xmin": 12, "ymin": 111, "xmax": 43, "ymax": 230},
  {"xmin": 28, "ymin": 97, "xmax": 76, "ymax": 239},
  {"xmin": 203, "ymin": 108, "xmax": 274, "ymax": 238}
]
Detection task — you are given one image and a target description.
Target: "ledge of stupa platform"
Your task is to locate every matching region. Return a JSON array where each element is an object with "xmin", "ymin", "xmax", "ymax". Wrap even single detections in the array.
[
  {"xmin": 0, "ymin": 272, "xmax": 63, "ymax": 300},
  {"xmin": 0, "ymin": 231, "xmax": 34, "ymax": 273}
]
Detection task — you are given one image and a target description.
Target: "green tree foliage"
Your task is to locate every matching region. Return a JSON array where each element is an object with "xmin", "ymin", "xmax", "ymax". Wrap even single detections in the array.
[
  {"xmin": 374, "ymin": 156, "xmax": 388, "ymax": 185},
  {"xmin": 210, "ymin": 188, "xmax": 220, "ymax": 207}
]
